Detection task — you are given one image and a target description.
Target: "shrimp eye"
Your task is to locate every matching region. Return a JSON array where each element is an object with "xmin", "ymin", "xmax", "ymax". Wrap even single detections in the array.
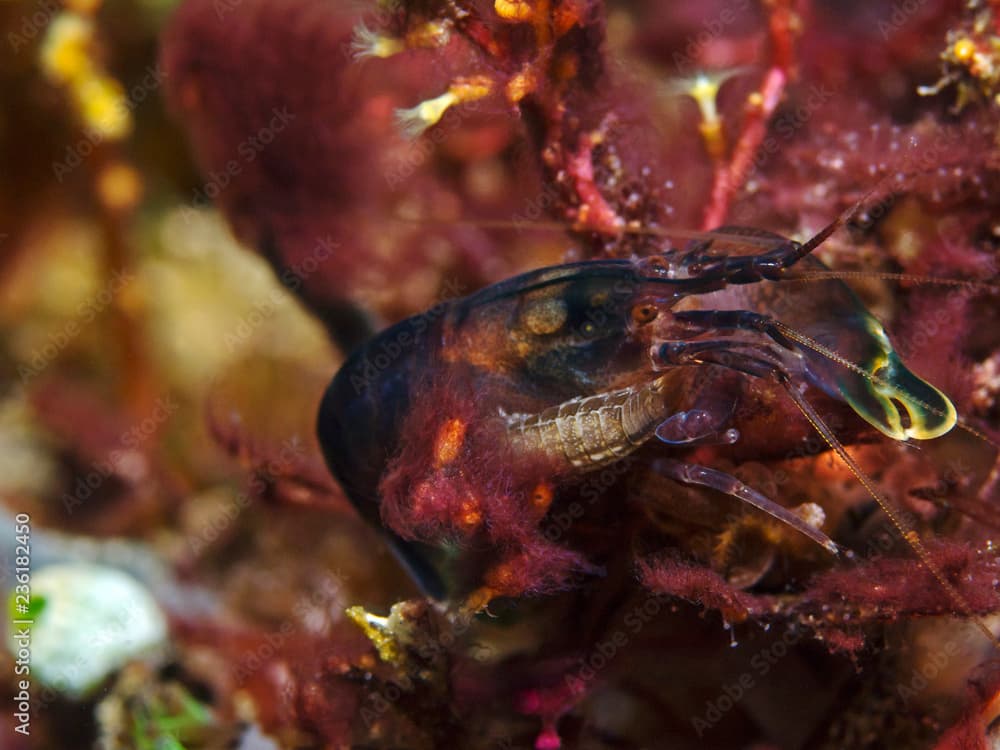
[{"xmin": 631, "ymin": 304, "xmax": 658, "ymax": 325}]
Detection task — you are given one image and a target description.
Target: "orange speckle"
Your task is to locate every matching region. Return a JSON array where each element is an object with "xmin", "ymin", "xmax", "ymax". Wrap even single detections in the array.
[
  {"xmin": 531, "ymin": 482, "xmax": 554, "ymax": 512},
  {"xmin": 486, "ymin": 561, "xmax": 516, "ymax": 591},
  {"xmin": 458, "ymin": 497, "xmax": 483, "ymax": 529},
  {"xmin": 434, "ymin": 418, "xmax": 467, "ymax": 466}
]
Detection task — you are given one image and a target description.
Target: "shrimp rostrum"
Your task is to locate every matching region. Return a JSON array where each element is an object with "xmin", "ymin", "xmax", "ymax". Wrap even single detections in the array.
[{"xmin": 317, "ymin": 210, "xmax": 995, "ymax": 637}]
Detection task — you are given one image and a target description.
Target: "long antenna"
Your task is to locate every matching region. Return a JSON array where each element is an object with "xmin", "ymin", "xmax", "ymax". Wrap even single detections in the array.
[
  {"xmin": 402, "ymin": 213, "xmax": 999, "ymax": 289},
  {"xmin": 779, "ymin": 270, "xmax": 999, "ymax": 292}
]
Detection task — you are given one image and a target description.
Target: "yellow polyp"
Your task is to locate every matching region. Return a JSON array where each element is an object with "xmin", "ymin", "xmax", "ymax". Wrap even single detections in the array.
[
  {"xmin": 698, "ymin": 120, "xmax": 726, "ymax": 161},
  {"xmin": 433, "ymin": 418, "xmax": 467, "ymax": 466},
  {"xmin": 41, "ymin": 12, "xmax": 132, "ymax": 141},
  {"xmin": 505, "ymin": 69, "xmax": 537, "ymax": 103},
  {"xmin": 953, "ymin": 37, "xmax": 976, "ymax": 64},
  {"xmin": 350, "ymin": 23, "xmax": 404, "ymax": 60},
  {"xmin": 75, "ymin": 75, "xmax": 132, "ymax": 140},
  {"xmin": 395, "ymin": 76, "xmax": 491, "ymax": 137},
  {"xmin": 395, "ymin": 90, "xmax": 458, "ymax": 137},
  {"xmin": 345, "ymin": 606, "xmax": 401, "ymax": 664},
  {"xmin": 373, "ymin": 38, "xmax": 404, "ymax": 58},
  {"xmin": 40, "ymin": 14, "xmax": 95, "ymax": 84},
  {"xmin": 682, "ymin": 73, "xmax": 731, "ymax": 161},
  {"xmin": 451, "ymin": 75, "xmax": 493, "ymax": 104},
  {"xmin": 495, "ymin": 0, "xmax": 534, "ymax": 22},
  {"xmin": 96, "ymin": 162, "xmax": 142, "ymax": 212},
  {"xmin": 689, "ymin": 74, "xmax": 721, "ymax": 119},
  {"xmin": 405, "ymin": 20, "xmax": 452, "ymax": 50}
]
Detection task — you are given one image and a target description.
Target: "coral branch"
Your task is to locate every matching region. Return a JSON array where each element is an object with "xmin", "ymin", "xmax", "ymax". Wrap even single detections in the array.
[
  {"xmin": 566, "ymin": 130, "xmax": 625, "ymax": 234},
  {"xmin": 701, "ymin": 0, "xmax": 800, "ymax": 228},
  {"xmin": 702, "ymin": 66, "xmax": 787, "ymax": 230}
]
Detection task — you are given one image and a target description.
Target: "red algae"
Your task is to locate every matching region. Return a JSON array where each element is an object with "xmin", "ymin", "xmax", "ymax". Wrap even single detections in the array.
[
  {"xmin": 638, "ymin": 554, "xmax": 770, "ymax": 622},
  {"xmin": 800, "ymin": 541, "xmax": 1000, "ymax": 619}
]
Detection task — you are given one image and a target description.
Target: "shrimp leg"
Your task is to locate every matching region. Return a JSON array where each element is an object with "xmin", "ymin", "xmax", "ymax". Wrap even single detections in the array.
[
  {"xmin": 651, "ymin": 341, "xmax": 840, "ymax": 554},
  {"xmin": 651, "ymin": 458, "xmax": 840, "ymax": 554}
]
